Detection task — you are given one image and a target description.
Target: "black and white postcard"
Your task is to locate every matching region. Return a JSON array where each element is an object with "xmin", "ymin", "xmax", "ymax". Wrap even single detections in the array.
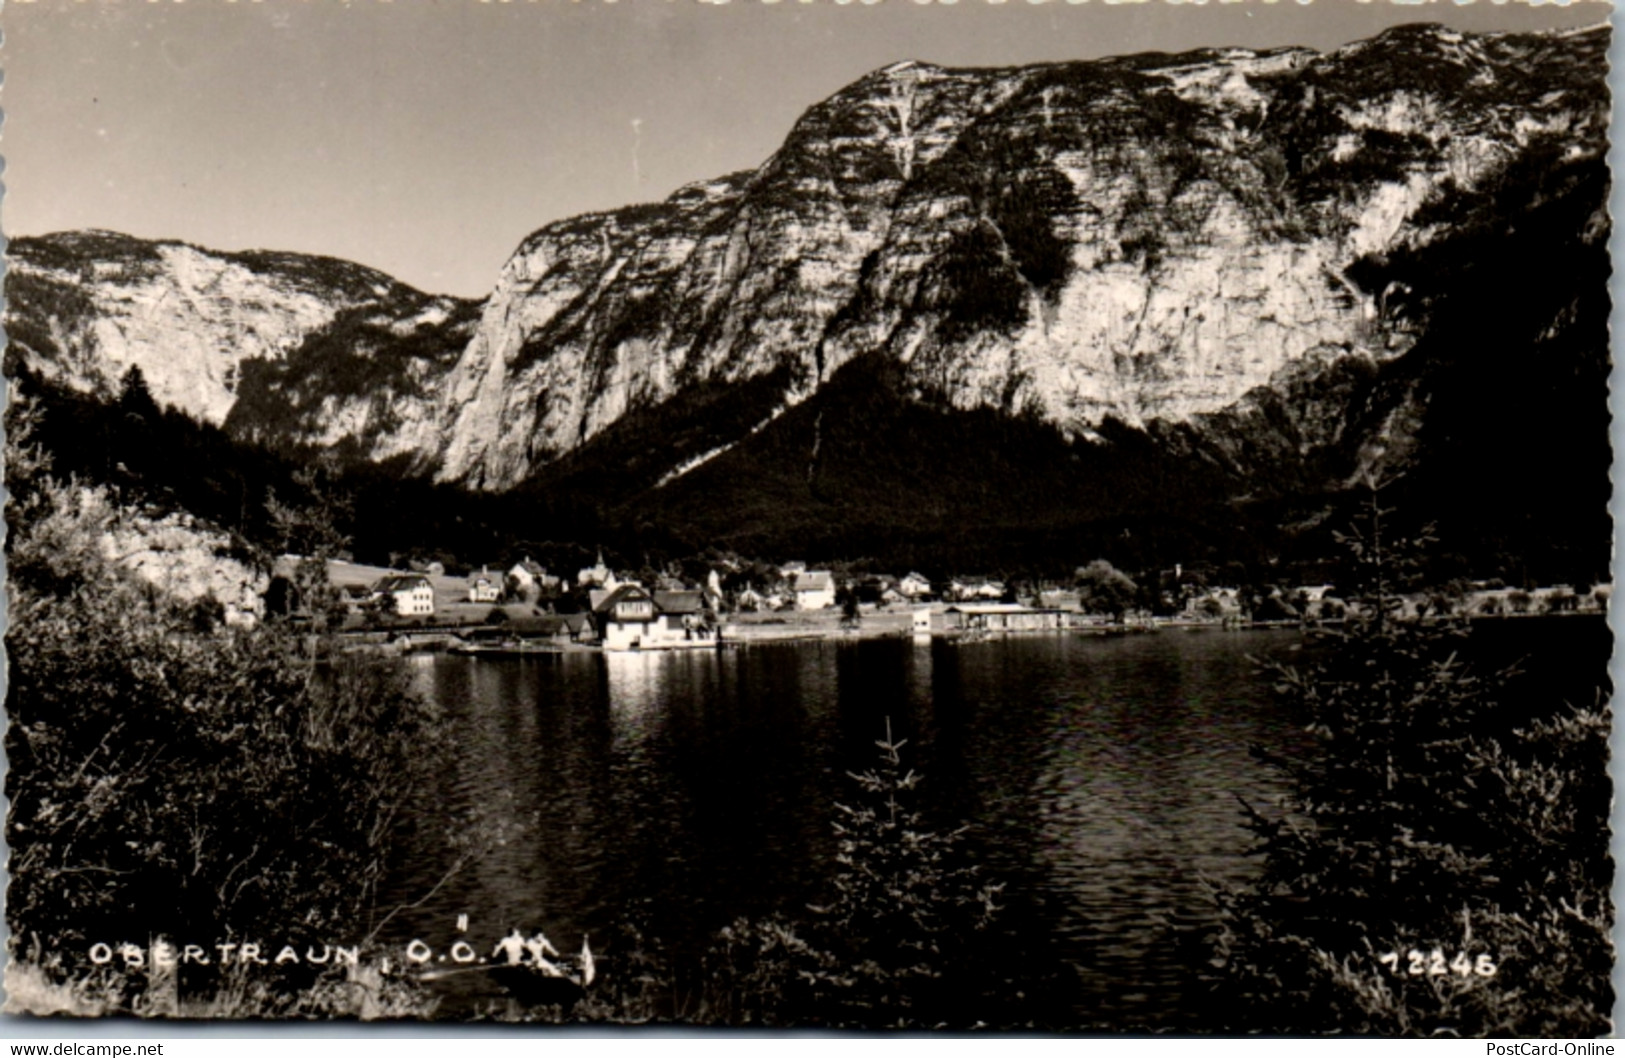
[{"xmin": 2, "ymin": 0, "xmax": 1615, "ymax": 1035}]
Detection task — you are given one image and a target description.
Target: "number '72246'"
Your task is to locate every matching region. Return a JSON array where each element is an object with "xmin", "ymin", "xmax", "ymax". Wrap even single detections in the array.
[{"xmin": 1377, "ymin": 950, "xmax": 1497, "ymax": 978}]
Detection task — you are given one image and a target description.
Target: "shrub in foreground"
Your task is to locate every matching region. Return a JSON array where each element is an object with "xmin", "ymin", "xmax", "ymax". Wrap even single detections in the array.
[
  {"xmin": 5, "ymin": 439, "xmax": 441, "ymax": 1007},
  {"xmin": 1212, "ymin": 504, "xmax": 1612, "ymax": 1035}
]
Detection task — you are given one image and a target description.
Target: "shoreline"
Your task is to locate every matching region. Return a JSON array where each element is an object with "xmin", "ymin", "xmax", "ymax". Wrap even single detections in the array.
[{"xmin": 327, "ymin": 607, "xmax": 1603, "ymax": 657}]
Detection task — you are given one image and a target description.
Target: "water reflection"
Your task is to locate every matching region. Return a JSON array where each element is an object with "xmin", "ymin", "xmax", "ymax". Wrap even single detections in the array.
[
  {"xmin": 602, "ymin": 650, "xmax": 666, "ymax": 743},
  {"xmin": 387, "ymin": 634, "xmax": 1298, "ymax": 1020},
  {"xmin": 381, "ymin": 622, "xmax": 1608, "ymax": 1026}
]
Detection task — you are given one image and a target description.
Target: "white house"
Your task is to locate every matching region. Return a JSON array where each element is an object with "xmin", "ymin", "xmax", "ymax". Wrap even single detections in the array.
[
  {"xmin": 468, "ymin": 567, "xmax": 501, "ymax": 604},
  {"xmin": 375, "ymin": 574, "xmax": 435, "ymax": 617},
  {"xmin": 592, "ymin": 585, "xmax": 714, "ymax": 651},
  {"xmin": 794, "ymin": 570, "xmax": 837, "ymax": 610},
  {"xmin": 899, "ymin": 572, "xmax": 933, "ymax": 599},
  {"xmin": 507, "ymin": 558, "xmax": 551, "ymax": 601}
]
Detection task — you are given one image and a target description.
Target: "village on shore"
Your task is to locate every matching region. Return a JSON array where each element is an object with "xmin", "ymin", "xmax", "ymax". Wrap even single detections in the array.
[{"xmin": 269, "ymin": 550, "xmax": 1612, "ymax": 656}]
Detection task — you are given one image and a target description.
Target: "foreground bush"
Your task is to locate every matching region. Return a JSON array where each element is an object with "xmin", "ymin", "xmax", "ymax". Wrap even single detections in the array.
[
  {"xmin": 5, "ymin": 416, "xmax": 442, "ymax": 1006},
  {"xmin": 1212, "ymin": 504, "xmax": 1613, "ymax": 1035}
]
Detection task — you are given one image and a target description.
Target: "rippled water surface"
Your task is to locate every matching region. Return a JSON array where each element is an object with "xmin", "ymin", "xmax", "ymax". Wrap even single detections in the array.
[{"xmin": 379, "ymin": 619, "xmax": 1609, "ymax": 1026}]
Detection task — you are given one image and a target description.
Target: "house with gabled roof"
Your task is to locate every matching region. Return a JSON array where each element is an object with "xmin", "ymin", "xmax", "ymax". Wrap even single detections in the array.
[
  {"xmin": 468, "ymin": 567, "xmax": 502, "ymax": 604},
  {"xmin": 592, "ymin": 585, "xmax": 716, "ymax": 651},
  {"xmin": 898, "ymin": 572, "xmax": 933, "ymax": 599},
  {"xmin": 794, "ymin": 570, "xmax": 836, "ymax": 610},
  {"xmin": 374, "ymin": 573, "xmax": 435, "ymax": 617},
  {"xmin": 507, "ymin": 557, "xmax": 561, "ymax": 601}
]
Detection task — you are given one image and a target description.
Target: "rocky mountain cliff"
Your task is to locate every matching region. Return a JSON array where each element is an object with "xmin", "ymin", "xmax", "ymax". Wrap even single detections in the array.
[
  {"xmin": 414, "ymin": 21, "xmax": 1607, "ymax": 491},
  {"xmin": 6, "ymin": 230, "xmax": 480, "ymax": 440},
  {"xmin": 6, "ymin": 22, "xmax": 1611, "ymax": 576}
]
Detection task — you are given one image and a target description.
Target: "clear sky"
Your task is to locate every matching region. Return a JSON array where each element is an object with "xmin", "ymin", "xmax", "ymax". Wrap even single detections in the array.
[{"xmin": 1, "ymin": 0, "xmax": 1609, "ymax": 297}]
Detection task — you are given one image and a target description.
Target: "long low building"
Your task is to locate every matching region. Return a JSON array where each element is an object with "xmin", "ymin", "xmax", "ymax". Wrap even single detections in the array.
[{"xmin": 914, "ymin": 603, "xmax": 1067, "ymax": 635}]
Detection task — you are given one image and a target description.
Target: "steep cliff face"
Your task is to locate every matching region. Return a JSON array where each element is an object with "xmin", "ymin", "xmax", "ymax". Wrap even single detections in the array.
[
  {"xmin": 425, "ymin": 22, "xmax": 1607, "ymax": 490},
  {"xmin": 222, "ymin": 297, "xmax": 482, "ymax": 467},
  {"xmin": 430, "ymin": 64, "xmax": 1029, "ymax": 487},
  {"xmin": 5, "ymin": 230, "xmax": 475, "ymax": 444}
]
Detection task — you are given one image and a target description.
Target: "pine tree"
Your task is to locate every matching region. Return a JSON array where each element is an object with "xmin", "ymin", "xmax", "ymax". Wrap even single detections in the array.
[
  {"xmin": 820, "ymin": 721, "xmax": 999, "ymax": 986},
  {"xmin": 1212, "ymin": 498, "xmax": 1612, "ymax": 1035},
  {"xmin": 709, "ymin": 721, "xmax": 1003, "ymax": 1028},
  {"xmin": 117, "ymin": 364, "xmax": 159, "ymax": 420}
]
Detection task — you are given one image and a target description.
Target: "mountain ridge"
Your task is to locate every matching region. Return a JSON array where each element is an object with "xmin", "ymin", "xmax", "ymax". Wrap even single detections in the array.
[{"xmin": 4, "ymin": 21, "xmax": 1611, "ymax": 580}]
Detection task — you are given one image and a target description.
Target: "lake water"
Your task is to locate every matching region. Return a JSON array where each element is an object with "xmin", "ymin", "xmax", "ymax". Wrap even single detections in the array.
[{"xmin": 379, "ymin": 618, "xmax": 1610, "ymax": 1027}]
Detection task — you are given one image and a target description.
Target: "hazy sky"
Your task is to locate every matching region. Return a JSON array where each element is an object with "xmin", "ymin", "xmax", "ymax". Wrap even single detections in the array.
[{"xmin": 2, "ymin": 0, "xmax": 1609, "ymax": 297}]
